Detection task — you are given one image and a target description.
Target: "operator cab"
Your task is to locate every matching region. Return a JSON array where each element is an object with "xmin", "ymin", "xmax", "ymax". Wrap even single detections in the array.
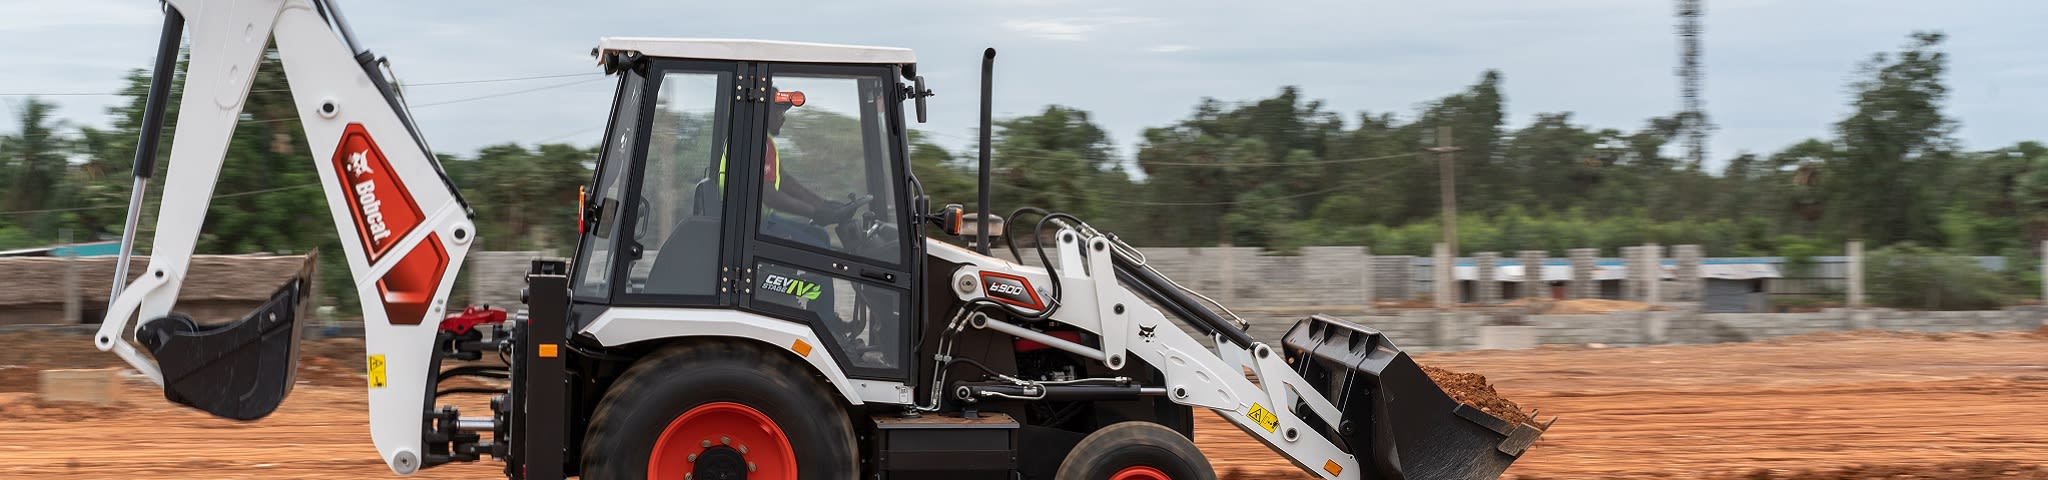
[{"xmin": 572, "ymin": 38, "xmax": 927, "ymax": 380}]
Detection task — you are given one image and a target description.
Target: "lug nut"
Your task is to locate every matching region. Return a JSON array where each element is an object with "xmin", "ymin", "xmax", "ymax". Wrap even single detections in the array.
[
  {"xmin": 721, "ymin": 436, "xmax": 731, "ymax": 445},
  {"xmin": 748, "ymin": 462, "xmax": 757, "ymax": 472},
  {"xmin": 739, "ymin": 444, "xmax": 749, "ymax": 454},
  {"xmin": 701, "ymin": 440, "xmax": 712, "ymax": 448},
  {"xmin": 688, "ymin": 453, "xmax": 697, "ymax": 462}
]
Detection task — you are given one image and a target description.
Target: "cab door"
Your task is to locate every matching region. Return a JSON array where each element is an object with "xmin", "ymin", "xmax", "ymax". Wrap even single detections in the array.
[
  {"xmin": 732, "ymin": 63, "xmax": 917, "ymax": 381},
  {"xmin": 579, "ymin": 59, "xmax": 752, "ymax": 307}
]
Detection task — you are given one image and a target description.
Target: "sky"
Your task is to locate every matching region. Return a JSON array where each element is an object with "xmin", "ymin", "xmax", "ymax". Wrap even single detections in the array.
[{"xmin": 2, "ymin": 0, "xmax": 2045, "ymax": 172}]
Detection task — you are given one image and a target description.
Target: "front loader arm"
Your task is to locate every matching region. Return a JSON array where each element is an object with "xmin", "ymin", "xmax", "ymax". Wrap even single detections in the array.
[
  {"xmin": 96, "ymin": 0, "xmax": 474, "ymax": 474},
  {"xmin": 943, "ymin": 230, "xmax": 1546, "ymax": 480}
]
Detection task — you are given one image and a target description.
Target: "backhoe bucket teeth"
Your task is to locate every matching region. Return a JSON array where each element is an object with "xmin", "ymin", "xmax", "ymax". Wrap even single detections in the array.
[
  {"xmin": 1282, "ymin": 314, "xmax": 1548, "ymax": 480},
  {"xmin": 136, "ymin": 254, "xmax": 316, "ymax": 421}
]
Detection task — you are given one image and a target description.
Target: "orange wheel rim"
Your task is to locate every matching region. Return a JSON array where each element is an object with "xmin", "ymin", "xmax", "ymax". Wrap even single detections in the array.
[
  {"xmin": 648, "ymin": 401, "xmax": 796, "ymax": 480},
  {"xmin": 1111, "ymin": 465, "xmax": 1172, "ymax": 480}
]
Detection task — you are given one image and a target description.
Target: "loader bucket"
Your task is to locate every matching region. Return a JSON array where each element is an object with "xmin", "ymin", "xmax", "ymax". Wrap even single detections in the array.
[
  {"xmin": 135, "ymin": 254, "xmax": 316, "ymax": 421},
  {"xmin": 1281, "ymin": 314, "xmax": 1548, "ymax": 480}
]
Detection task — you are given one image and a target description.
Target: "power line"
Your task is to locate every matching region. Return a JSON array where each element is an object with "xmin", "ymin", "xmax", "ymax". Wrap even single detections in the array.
[
  {"xmin": 0, "ymin": 182, "xmax": 320, "ymax": 216},
  {"xmin": 3, "ymin": 76, "xmax": 606, "ymax": 140},
  {"xmin": 915, "ymin": 129, "xmax": 1421, "ymax": 168},
  {"xmin": 0, "ymin": 72, "xmax": 601, "ymax": 97},
  {"xmin": 403, "ymin": 77, "xmax": 604, "ymax": 108},
  {"xmin": 995, "ymin": 161, "xmax": 1419, "ymax": 207},
  {"xmin": 399, "ymin": 72, "xmax": 598, "ymax": 88},
  {"xmin": 1137, "ymin": 151, "xmax": 1419, "ymax": 167}
]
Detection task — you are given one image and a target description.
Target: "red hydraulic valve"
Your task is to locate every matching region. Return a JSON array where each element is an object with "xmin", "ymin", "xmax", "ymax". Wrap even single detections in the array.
[{"xmin": 439, "ymin": 305, "xmax": 507, "ymax": 335}]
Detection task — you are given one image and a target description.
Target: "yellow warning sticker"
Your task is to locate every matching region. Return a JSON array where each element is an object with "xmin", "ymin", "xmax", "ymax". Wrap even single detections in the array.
[
  {"xmin": 1246, "ymin": 402, "xmax": 1279, "ymax": 433},
  {"xmin": 367, "ymin": 354, "xmax": 388, "ymax": 389}
]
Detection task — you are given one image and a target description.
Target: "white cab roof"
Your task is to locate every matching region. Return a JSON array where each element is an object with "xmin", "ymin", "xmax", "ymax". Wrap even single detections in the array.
[{"xmin": 597, "ymin": 37, "xmax": 915, "ymax": 65}]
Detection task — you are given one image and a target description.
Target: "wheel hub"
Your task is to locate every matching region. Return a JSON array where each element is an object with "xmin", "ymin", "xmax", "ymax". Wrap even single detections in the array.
[
  {"xmin": 692, "ymin": 446, "xmax": 748, "ymax": 480},
  {"xmin": 647, "ymin": 402, "xmax": 796, "ymax": 480}
]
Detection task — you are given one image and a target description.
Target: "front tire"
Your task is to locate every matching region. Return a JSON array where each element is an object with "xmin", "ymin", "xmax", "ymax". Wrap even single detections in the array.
[
  {"xmin": 580, "ymin": 340, "xmax": 856, "ymax": 480},
  {"xmin": 1055, "ymin": 421, "xmax": 1217, "ymax": 480}
]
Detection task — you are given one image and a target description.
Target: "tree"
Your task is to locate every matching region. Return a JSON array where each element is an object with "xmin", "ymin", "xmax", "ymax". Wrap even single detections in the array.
[
  {"xmin": 1, "ymin": 99, "xmax": 70, "ymax": 232},
  {"xmin": 1825, "ymin": 31, "xmax": 1954, "ymax": 245}
]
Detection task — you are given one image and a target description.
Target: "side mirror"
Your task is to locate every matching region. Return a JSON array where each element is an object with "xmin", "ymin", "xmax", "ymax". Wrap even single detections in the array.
[{"xmin": 913, "ymin": 76, "xmax": 930, "ymax": 124}]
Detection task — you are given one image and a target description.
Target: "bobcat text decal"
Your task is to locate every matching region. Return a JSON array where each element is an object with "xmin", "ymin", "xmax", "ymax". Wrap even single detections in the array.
[{"xmin": 330, "ymin": 123, "xmax": 423, "ymax": 262}]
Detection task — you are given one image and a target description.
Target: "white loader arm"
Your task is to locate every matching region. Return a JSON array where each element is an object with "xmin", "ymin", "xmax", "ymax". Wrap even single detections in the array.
[
  {"xmin": 936, "ymin": 230, "xmax": 1546, "ymax": 480},
  {"xmin": 95, "ymin": 0, "xmax": 474, "ymax": 474}
]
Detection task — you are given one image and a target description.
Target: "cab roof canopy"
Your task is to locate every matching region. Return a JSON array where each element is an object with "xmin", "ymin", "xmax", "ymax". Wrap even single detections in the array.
[{"xmin": 596, "ymin": 37, "xmax": 916, "ymax": 66}]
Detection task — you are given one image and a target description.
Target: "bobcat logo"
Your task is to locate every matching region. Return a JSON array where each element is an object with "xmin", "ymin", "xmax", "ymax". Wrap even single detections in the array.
[{"xmin": 761, "ymin": 274, "xmax": 822, "ymax": 301}]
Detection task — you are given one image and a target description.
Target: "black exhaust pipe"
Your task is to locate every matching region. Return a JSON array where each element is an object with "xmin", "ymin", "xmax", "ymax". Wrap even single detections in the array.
[{"xmin": 975, "ymin": 48, "xmax": 995, "ymax": 254}]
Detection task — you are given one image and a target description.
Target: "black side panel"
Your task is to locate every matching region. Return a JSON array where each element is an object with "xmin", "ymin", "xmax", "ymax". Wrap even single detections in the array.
[{"xmin": 513, "ymin": 262, "xmax": 571, "ymax": 480}]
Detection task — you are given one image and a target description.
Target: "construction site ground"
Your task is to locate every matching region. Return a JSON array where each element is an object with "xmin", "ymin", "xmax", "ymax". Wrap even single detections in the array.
[{"xmin": 2, "ymin": 328, "xmax": 2045, "ymax": 479}]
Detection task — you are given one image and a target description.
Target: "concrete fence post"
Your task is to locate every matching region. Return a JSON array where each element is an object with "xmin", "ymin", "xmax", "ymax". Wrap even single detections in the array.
[
  {"xmin": 1630, "ymin": 245, "xmax": 1646, "ymax": 301},
  {"xmin": 1675, "ymin": 245, "xmax": 1703, "ymax": 301},
  {"xmin": 1219, "ymin": 243, "xmax": 1236, "ymax": 307},
  {"xmin": 1361, "ymin": 246, "xmax": 1376, "ymax": 312},
  {"xmin": 1434, "ymin": 243, "xmax": 1455, "ymax": 310},
  {"xmin": 1475, "ymin": 252, "xmax": 1500, "ymax": 304},
  {"xmin": 1569, "ymin": 248, "xmax": 1598, "ymax": 299},
  {"xmin": 61, "ymin": 229, "xmax": 79, "ymax": 324},
  {"xmin": 1644, "ymin": 243, "xmax": 1663, "ymax": 305},
  {"xmin": 1847, "ymin": 240, "xmax": 1866, "ymax": 308},
  {"xmin": 1518, "ymin": 250, "xmax": 1548, "ymax": 299}
]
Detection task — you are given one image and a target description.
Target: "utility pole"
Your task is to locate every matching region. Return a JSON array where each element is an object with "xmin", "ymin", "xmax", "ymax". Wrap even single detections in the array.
[{"xmin": 1427, "ymin": 126, "xmax": 1464, "ymax": 256}]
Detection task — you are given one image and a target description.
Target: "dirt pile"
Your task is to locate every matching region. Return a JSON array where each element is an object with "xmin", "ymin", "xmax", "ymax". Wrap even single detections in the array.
[
  {"xmin": 1421, "ymin": 364, "xmax": 1532, "ymax": 425},
  {"xmin": 1716, "ymin": 461, "xmax": 2047, "ymax": 480}
]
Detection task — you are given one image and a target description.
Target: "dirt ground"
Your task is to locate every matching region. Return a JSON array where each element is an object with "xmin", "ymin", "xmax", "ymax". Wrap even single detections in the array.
[{"xmin": 2, "ymin": 329, "xmax": 2045, "ymax": 479}]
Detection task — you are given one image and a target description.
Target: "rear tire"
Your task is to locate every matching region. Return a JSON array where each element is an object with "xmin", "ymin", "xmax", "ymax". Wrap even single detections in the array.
[
  {"xmin": 580, "ymin": 340, "xmax": 855, "ymax": 480},
  {"xmin": 1055, "ymin": 421, "xmax": 1216, "ymax": 480}
]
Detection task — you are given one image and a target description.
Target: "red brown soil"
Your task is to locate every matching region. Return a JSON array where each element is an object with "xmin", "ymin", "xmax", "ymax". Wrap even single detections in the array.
[
  {"xmin": 1198, "ymin": 329, "xmax": 2048, "ymax": 479},
  {"xmin": 1713, "ymin": 461, "xmax": 2047, "ymax": 479},
  {"xmin": 1421, "ymin": 363, "xmax": 1533, "ymax": 425},
  {"xmin": 3, "ymin": 330, "xmax": 2047, "ymax": 478}
]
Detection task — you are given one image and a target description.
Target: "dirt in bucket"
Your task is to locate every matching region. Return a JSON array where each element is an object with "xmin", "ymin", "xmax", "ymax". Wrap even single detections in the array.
[{"xmin": 1421, "ymin": 363, "xmax": 1533, "ymax": 425}]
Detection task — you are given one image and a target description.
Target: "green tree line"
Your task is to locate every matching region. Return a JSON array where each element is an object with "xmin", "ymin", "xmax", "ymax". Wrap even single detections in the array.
[
  {"xmin": 1, "ymin": 32, "xmax": 2040, "ymax": 309},
  {"xmin": 909, "ymin": 32, "xmax": 2044, "ymax": 264}
]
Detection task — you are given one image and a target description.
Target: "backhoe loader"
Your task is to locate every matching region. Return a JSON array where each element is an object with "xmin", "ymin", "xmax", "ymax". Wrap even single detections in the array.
[{"xmin": 94, "ymin": 1, "xmax": 1550, "ymax": 478}]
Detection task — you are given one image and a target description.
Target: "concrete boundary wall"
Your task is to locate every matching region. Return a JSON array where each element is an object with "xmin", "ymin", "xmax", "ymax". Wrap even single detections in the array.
[{"xmin": 1218, "ymin": 307, "xmax": 2047, "ymax": 352}]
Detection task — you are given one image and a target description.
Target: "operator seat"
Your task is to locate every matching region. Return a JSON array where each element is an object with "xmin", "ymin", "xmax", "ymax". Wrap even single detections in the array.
[{"xmin": 641, "ymin": 177, "xmax": 722, "ymax": 295}]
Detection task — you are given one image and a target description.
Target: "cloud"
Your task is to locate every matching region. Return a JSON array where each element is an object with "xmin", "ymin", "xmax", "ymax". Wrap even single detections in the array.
[
  {"xmin": 1145, "ymin": 44, "xmax": 1192, "ymax": 54},
  {"xmin": 1001, "ymin": 16, "xmax": 1152, "ymax": 41}
]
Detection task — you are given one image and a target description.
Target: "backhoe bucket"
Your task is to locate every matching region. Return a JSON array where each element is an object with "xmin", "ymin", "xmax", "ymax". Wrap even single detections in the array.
[
  {"xmin": 1281, "ymin": 314, "xmax": 1548, "ymax": 480},
  {"xmin": 135, "ymin": 253, "xmax": 316, "ymax": 421}
]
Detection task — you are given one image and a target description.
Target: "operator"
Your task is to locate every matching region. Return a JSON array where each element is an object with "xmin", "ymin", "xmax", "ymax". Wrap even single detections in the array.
[{"xmin": 719, "ymin": 87, "xmax": 862, "ymax": 250}]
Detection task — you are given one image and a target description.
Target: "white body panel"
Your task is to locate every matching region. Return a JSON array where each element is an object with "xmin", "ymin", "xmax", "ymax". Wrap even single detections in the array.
[
  {"xmin": 98, "ymin": 0, "xmax": 472, "ymax": 474},
  {"xmin": 597, "ymin": 37, "xmax": 915, "ymax": 64},
  {"xmin": 579, "ymin": 307, "xmax": 918, "ymax": 405}
]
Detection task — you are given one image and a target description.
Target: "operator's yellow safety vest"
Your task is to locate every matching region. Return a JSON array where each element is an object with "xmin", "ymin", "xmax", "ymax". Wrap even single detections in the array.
[{"xmin": 718, "ymin": 139, "xmax": 780, "ymax": 192}]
